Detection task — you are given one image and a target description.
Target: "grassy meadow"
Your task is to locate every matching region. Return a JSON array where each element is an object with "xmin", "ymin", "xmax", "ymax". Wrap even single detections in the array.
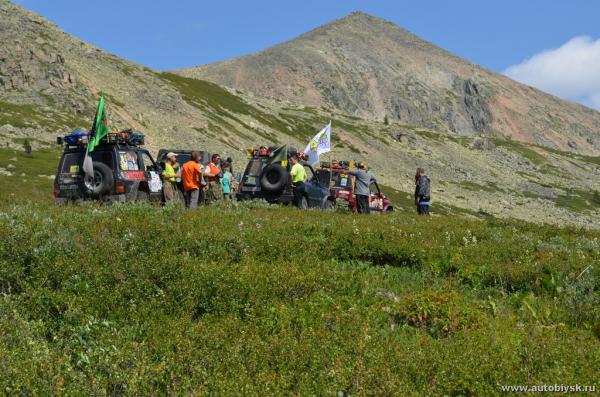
[{"xmin": 0, "ymin": 146, "xmax": 598, "ymax": 395}]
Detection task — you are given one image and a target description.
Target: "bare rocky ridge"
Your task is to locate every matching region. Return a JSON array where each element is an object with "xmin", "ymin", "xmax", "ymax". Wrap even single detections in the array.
[
  {"xmin": 178, "ymin": 12, "xmax": 600, "ymax": 156},
  {"xmin": 1, "ymin": 1, "xmax": 600, "ymax": 228}
]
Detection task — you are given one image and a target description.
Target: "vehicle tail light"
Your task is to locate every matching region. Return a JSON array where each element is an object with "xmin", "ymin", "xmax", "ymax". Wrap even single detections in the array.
[
  {"xmin": 116, "ymin": 180, "xmax": 126, "ymax": 194},
  {"xmin": 53, "ymin": 181, "xmax": 60, "ymax": 197}
]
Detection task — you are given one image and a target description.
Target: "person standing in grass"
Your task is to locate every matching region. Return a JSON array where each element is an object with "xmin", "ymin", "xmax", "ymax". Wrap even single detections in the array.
[
  {"xmin": 289, "ymin": 154, "xmax": 307, "ymax": 208},
  {"xmin": 181, "ymin": 152, "xmax": 205, "ymax": 209},
  {"xmin": 349, "ymin": 161, "xmax": 376, "ymax": 214},
  {"xmin": 415, "ymin": 167, "xmax": 431, "ymax": 215},
  {"xmin": 220, "ymin": 163, "xmax": 233, "ymax": 201},
  {"xmin": 204, "ymin": 154, "xmax": 223, "ymax": 202},
  {"xmin": 162, "ymin": 152, "xmax": 180, "ymax": 204}
]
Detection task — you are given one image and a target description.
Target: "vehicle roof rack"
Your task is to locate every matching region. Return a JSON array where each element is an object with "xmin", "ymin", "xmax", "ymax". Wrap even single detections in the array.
[
  {"xmin": 320, "ymin": 160, "xmax": 352, "ymax": 170},
  {"xmin": 57, "ymin": 129, "xmax": 145, "ymax": 150}
]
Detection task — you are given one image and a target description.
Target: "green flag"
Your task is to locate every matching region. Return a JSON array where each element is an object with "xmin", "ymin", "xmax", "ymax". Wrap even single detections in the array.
[
  {"xmin": 270, "ymin": 144, "xmax": 288, "ymax": 167},
  {"xmin": 87, "ymin": 94, "xmax": 109, "ymax": 153},
  {"xmin": 83, "ymin": 94, "xmax": 109, "ymax": 177}
]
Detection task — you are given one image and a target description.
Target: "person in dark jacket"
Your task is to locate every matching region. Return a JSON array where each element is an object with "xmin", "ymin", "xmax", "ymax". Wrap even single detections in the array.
[
  {"xmin": 414, "ymin": 167, "xmax": 431, "ymax": 215},
  {"xmin": 349, "ymin": 162, "xmax": 376, "ymax": 214}
]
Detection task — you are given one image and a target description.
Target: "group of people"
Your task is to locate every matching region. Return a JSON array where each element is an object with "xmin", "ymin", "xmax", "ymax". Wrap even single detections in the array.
[
  {"xmin": 345, "ymin": 162, "xmax": 431, "ymax": 216},
  {"xmin": 291, "ymin": 153, "xmax": 431, "ymax": 216},
  {"xmin": 161, "ymin": 152, "xmax": 235, "ymax": 208},
  {"xmin": 161, "ymin": 150, "xmax": 431, "ymax": 216}
]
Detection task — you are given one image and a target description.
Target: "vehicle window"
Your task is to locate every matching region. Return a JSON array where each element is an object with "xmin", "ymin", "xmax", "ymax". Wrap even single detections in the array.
[
  {"xmin": 118, "ymin": 151, "xmax": 139, "ymax": 171},
  {"xmin": 370, "ymin": 182, "xmax": 380, "ymax": 195},
  {"xmin": 140, "ymin": 151, "xmax": 156, "ymax": 171},
  {"xmin": 304, "ymin": 166, "xmax": 320, "ymax": 184},
  {"xmin": 60, "ymin": 153, "xmax": 83, "ymax": 174},
  {"xmin": 317, "ymin": 171, "xmax": 330, "ymax": 187},
  {"xmin": 246, "ymin": 159, "xmax": 263, "ymax": 176},
  {"xmin": 175, "ymin": 154, "xmax": 191, "ymax": 167},
  {"xmin": 243, "ymin": 159, "xmax": 266, "ymax": 186},
  {"xmin": 337, "ymin": 173, "xmax": 353, "ymax": 189},
  {"xmin": 317, "ymin": 170, "xmax": 353, "ymax": 190},
  {"xmin": 92, "ymin": 151, "xmax": 114, "ymax": 167}
]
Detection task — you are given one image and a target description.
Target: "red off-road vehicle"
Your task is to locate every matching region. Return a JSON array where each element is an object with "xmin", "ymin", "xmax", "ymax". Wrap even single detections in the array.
[{"xmin": 315, "ymin": 161, "xmax": 394, "ymax": 214}]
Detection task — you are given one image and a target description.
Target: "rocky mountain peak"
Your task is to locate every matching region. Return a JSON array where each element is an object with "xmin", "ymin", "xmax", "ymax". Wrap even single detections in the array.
[{"xmin": 177, "ymin": 12, "xmax": 600, "ymax": 155}]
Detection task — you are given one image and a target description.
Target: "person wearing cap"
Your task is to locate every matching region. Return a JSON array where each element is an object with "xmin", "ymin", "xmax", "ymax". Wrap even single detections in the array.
[
  {"xmin": 349, "ymin": 161, "xmax": 376, "ymax": 214},
  {"xmin": 162, "ymin": 152, "xmax": 180, "ymax": 204},
  {"xmin": 181, "ymin": 152, "xmax": 205, "ymax": 209},
  {"xmin": 204, "ymin": 153, "xmax": 223, "ymax": 202}
]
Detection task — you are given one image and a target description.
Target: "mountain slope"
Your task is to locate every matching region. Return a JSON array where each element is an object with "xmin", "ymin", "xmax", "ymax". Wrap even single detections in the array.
[
  {"xmin": 177, "ymin": 12, "xmax": 600, "ymax": 156},
  {"xmin": 1, "ymin": 1, "xmax": 600, "ymax": 228}
]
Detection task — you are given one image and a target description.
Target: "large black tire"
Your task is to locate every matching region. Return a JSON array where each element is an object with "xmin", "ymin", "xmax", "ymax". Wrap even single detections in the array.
[
  {"xmin": 322, "ymin": 199, "xmax": 334, "ymax": 211},
  {"xmin": 300, "ymin": 196, "xmax": 308, "ymax": 209},
  {"xmin": 260, "ymin": 163, "xmax": 287, "ymax": 192},
  {"xmin": 84, "ymin": 162, "xmax": 113, "ymax": 198}
]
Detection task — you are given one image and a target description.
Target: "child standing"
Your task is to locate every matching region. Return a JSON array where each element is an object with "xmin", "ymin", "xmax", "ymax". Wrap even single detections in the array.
[{"xmin": 220, "ymin": 163, "xmax": 233, "ymax": 201}]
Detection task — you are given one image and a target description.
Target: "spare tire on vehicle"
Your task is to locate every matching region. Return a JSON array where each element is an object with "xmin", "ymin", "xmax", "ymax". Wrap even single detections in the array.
[
  {"xmin": 84, "ymin": 161, "xmax": 114, "ymax": 198},
  {"xmin": 260, "ymin": 163, "xmax": 287, "ymax": 192}
]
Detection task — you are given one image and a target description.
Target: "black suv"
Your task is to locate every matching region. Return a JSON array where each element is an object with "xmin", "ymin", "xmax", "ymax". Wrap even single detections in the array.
[
  {"xmin": 236, "ymin": 146, "xmax": 332, "ymax": 209},
  {"xmin": 54, "ymin": 131, "xmax": 163, "ymax": 204},
  {"xmin": 156, "ymin": 149, "xmax": 213, "ymax": 169}
]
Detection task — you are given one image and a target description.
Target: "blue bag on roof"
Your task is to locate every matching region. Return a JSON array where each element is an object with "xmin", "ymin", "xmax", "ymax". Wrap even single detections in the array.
[{"xmin": 65, "ymin": 130, "xmax": 88, "ymax": 145}]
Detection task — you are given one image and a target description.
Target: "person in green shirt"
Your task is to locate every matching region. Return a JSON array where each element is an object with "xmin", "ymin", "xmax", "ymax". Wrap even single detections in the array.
[
  {"xmin": 220, "ymin": 163, "xmax": 233, "ymax": 201},
  {"xmin": 162, "ymin": 152, "xmax": 180, "ymax": 203},
  {"xmin": 289, "ymin": 154, "xmax": 307, "ymax": 208}
]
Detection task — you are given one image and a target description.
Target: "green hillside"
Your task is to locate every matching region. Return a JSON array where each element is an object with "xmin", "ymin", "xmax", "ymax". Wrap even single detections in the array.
[{"xmin": 1, "ymin": 200, "xmax": 598, "ymax": 395}]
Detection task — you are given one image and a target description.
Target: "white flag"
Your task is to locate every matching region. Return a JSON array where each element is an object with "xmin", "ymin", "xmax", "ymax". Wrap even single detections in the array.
[
  {"xmin": 304, "ymin": 121, "xmax": 332, "ymax": 165},
  {"xmin": 83, "ymin": 151, "xmax": 94, "ymax": 179}
]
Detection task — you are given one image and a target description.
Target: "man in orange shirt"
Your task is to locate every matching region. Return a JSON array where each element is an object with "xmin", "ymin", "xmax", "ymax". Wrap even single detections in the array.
[{"xmin": 181, "ymin": 152, "xmax": 205, "ymax": 209}]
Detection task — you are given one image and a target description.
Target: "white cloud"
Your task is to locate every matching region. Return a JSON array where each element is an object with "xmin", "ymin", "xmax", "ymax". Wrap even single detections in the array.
[{"xmin": 504, "ymin": 36, "xmax": 600, "ymax": 110}]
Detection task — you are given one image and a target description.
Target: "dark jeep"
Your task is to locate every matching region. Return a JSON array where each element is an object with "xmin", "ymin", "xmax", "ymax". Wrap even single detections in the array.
[
  {"xmin": 156, "ymin": 149, "xmax": 213, "ymax": 169},
  {"xmin": 236, "ymin": 146, "xmax": 332, "ymax": 209},
  {"xmin": 54, "ymin": 131, "xmax": 163, "ymax": 204}
]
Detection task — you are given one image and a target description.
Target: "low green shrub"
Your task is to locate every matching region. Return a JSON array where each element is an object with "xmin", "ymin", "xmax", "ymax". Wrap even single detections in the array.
[
  {"xmin": 386, "ymin": 290, "xmax": 485, "ymax": 337},
  {"xmin": 0, "ymin": 202, "xmax": 599, "ymax": 395}
]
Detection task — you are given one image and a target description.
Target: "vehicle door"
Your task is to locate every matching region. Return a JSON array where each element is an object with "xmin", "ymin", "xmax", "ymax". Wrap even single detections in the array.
[
  {"xmin": 139, "ymin": 150, "xmax": 163, "ymax": 200},
  {"xmin": 368, "ymin": 181, "xmax": 385, "ymax": 214},
  {"xmin": 304, "ymin": 165, "xmax": 328, "ymax": 207},
  {"xmin": 55, "ymin": 151, "xmax": 84, "ymax": 197},
  {"xmin": 240, "ymin": 158, "xmax": 265, "ymax": 194}
]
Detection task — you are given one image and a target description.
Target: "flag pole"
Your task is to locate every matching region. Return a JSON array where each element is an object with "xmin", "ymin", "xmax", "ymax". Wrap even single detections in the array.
[
  {"xmin": 328, "ymin": 152, "xmax": 333, "ymax": 191},
  {"xmin": 328, "ymin": 121, "xmax": 333, "ymax": 196}
]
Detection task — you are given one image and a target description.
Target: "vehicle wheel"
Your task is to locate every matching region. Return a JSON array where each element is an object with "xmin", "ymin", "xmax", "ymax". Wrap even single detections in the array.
[
  {"xmin": 322, "ymin": 199, "xmax": 334, "ymax": 211},
  {"xmin": 300, "ymin": 196, "xmax": 308, "ymax": 209},
  {"xmin": 260, "ymin": 163, "xmax": 287, "ymax": 192},
  {"xmin": 84, "ymin": 162, "xmax": 113, "ymax": 198},
  {"xmin": 136, "ymin": 190, "xmax": 149, "ymax": 202},
  {"xmin": 385, "ymin": 207, "xmax": 394, "ymax": 213}
]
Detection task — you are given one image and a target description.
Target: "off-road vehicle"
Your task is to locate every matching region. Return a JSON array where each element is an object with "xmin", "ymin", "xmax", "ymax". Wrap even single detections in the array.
[
  {"xmin": 236, "ymin": 146, "xmax": 332, "ymax": 209},
  {"xmin": 53, "ymin": 130, "xmax": 163, "ymax": 204},
  {"xmin": 315, "ymin": 161, "xmax": 394, "ymax": 213},
  {"xmin": 156, "ymin": 149, "xmax": 213, "ymax": 169}
]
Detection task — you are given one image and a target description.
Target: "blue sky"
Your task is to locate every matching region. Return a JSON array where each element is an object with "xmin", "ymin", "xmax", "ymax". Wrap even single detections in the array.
[{"xmin": 12, "ymin": 0, "xmax": 600, "ymax": 109}]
